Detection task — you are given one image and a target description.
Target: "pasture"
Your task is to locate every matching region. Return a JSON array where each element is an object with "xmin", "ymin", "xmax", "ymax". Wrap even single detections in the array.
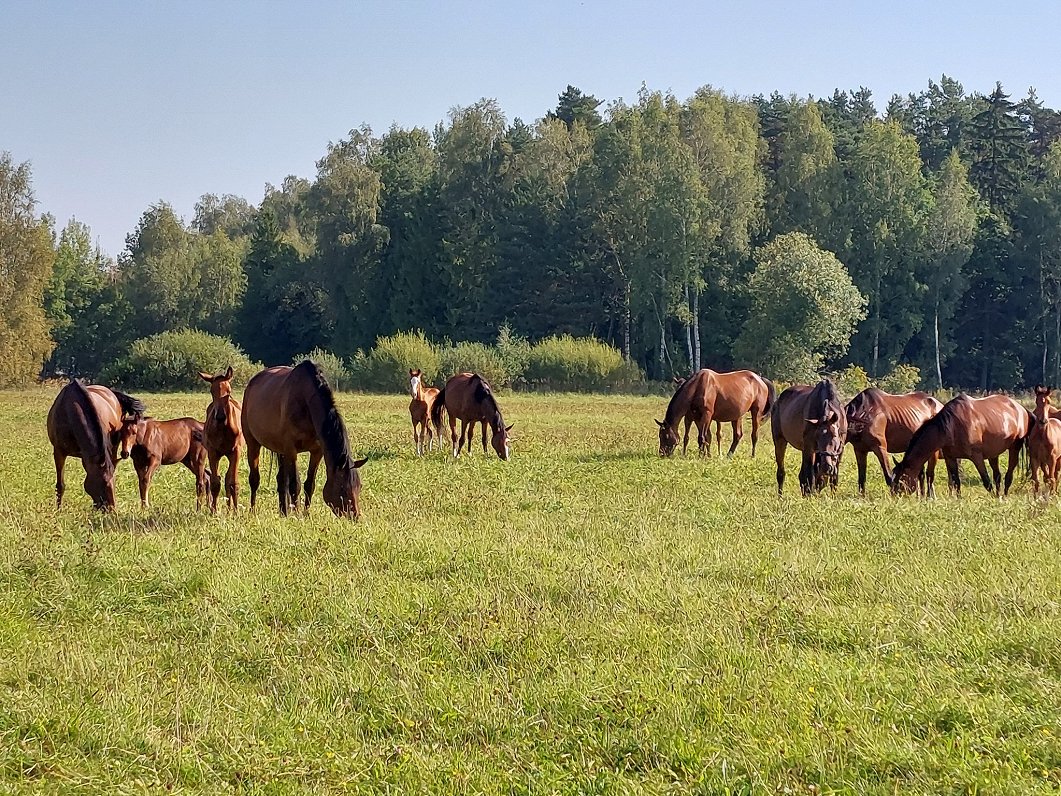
[{"xmin": 3, "ymin": 387, "xmax": 1061, "ymax": 793}]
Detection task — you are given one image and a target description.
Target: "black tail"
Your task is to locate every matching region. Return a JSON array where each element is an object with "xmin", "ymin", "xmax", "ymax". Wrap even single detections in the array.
[
  {"xmin": 762, "ymin": 378, "xmax": 777, "ymax": 417},
  {"xmin": 110, "ymin": 388, "xmax": 146, "ymax": 418},
  {"xmin": 430, "ymin": 387, "xmax": 447, "ymax": 430}
]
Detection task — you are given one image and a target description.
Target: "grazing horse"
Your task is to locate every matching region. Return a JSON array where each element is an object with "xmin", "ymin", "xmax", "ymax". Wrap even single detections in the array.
[
  {"xmin": 1028, "ymin": 386, "xmax": 1061, "ymax": 498},
  {"xmin": 891, "ymin": 394, "xmax": 1030, "ymax": 497},
  {"xmin": 117, "ymin": 416, "xmax": 209, "ymax": 509},
  {"xmin": 242, "ymin": 360, "xmax": 367, "ymax": 518},
  {"xmin": 845, "ymin": 388, "xmax": 944, "ymax": 494},
  {"xmin": 771, "ymin": 379, "xmax": 847, "ymax": 495},
  {"xmin": 656, "ymin": 369, "xmax": 775, "ymax": 457},
  {"xmin": 409, "ymin": 369, "xmax": 442, "ymax": 455},
  {"xmin": 47, "ymin": 381, "xmax": 145, "ymax": 510},
  {"xmin": 429, "ymin": 372, "xmax": 512, "ymax": 460},
  {"xmin": 199, "ymin": 367, "xmax": 242, "ymax": 512}
]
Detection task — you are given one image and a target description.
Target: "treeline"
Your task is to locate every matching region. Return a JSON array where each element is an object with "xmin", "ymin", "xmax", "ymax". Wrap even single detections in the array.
[{"xmin": 3, "ymin": 75, "xmax": 1061, "ymax": 390}]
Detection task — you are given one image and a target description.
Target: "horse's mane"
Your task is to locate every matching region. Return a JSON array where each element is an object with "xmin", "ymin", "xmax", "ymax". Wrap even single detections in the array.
[
  {"xmin": 110, "ymin": 388, "xmax": 146, "ymax": 418},
  {"xmin": 472, "ymin": 374, "xmax": 505, "ymax": 431},
  {"xmin": 664, "ymin": 371, "xmax": 702, "ymax": 426},
  {"xmin": 293, "ymin": 360, "xmax": 353, "ymax": 470},
  {"xmin": 67, "ymin": 380, "xmax": 110, "ymax": 467},
  {"xmin": 906, "ymin": 394, "xmax": 965, "ymax": 455},
  {"xmin": 807, "ymin": 378, "xmax": 843, "ymax": 421}
]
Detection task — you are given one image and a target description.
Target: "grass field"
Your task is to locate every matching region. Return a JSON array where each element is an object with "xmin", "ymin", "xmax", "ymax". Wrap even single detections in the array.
[{"xmin": 2, "ymin": 387, "xmax": 1061, "ymax": 794}]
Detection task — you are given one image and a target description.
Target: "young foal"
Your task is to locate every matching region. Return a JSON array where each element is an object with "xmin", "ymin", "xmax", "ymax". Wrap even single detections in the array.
[
  {"xmin": 199, "ymin": 366, "xmax": 242, "ymax": 511},
  {"xmin": 409, "ymin": 369, "xmax": 442, "ymax": 455},
  {"xmin": 1029, "ymin": 386, "xmax": 1061, "ymax": 498},
  {"xmin": 118, "ymin": 416, "xmax": 209, "ymax": 509}
]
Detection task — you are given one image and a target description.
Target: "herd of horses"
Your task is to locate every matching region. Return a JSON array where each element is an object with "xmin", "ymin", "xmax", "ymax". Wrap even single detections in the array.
[{"xmin": 45, "ymin": 359, "xmax": 1061, "ymax": 516}]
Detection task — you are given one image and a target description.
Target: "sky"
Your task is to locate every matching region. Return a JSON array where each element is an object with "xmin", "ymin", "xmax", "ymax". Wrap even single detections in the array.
[{"xmin": 4, "ymin": 0, "xmax": 1061, "ymax": 259}]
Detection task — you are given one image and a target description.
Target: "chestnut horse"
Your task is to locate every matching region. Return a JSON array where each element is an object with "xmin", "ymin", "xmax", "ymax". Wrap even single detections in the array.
[
  {"xmin": 891, "ymin": 394, "xmax": 1030, "ymax": 497},
  {"xmin": 242, "ymin": 361, "xmax": 367, "ymax": 518},
  {"xmin": 845, "ymin": 388, "xmax": 944, "ymax": 494},
  {"xmin": 117, "ymin": 416, "xmax": 209, "ymax": 509},
  {"xmin": 409, "ymin": 369, "xmax": 442, "ymax": 455},
  {"xmin": 1029, "ymin": 386, "xmax": 1061, "ymax": 497},
  {"xmin": 199, "ymin": 366, "xmax": 242, "ymax": 512},
  {"xmin": 771, "ymin": 379, "xmax": 847, "ymax": 495},
  {"xmin": 429, "ymin": 372, "xmax": 512, "ymax": 460},
  {"xmin": 47, "ymin": 381, "xmax": 144, "ymax": 510},
  {"xmin": 656, "ymin": 369, "xmax": 775, "ymax": 457}
]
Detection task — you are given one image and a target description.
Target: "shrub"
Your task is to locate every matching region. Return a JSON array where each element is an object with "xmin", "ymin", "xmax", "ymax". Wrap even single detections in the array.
[
  {"xmin": 833, "ymin": 364, "xmax": 870, "ymax": 399},
  {"xmin": 292, "ymin": 348, "xmax": 350, "ymax": 391},
  {"xmin": 101, "ymin": 330, "xmax": 260, "ymax": 391},
  {"xmin": 495, "ymin": 324, "xmax": 530, "ymax": 386},
  {"xmin": 877, "ymin": 364, "xmax": 922, "ymax": 394},
  {"xmin": 524, "ymin": 335, "xmax": 639, "ymax": 392},
  {"xmin": 354, "ymin": 331, "xmax": 441, "ymax": 393},
  {"xmin": 438, "ymin": 342, "xmax": 513, "ymax": 389}
]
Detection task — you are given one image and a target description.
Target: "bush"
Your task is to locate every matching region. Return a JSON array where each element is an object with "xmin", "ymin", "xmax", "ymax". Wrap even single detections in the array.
[
  {"xmin": 101, "ymin": 330, "xmax": 260, "ymax": 391},
  {"xmin": 833, "ymin": 364, "xmax": 870, "ymax": 399},
  {"xmin": 353, "ymin": 331, "xmax": 441, "ymax": 393},
  {"xmin": 438, "ymin": 342, "xmax": 513, "ymax": 390},
  {"xmin": 495, "ymin": 324, "xmax": 530, "ymax": 386},
  {"xmin": 877, "ymin": 363, "xmax": 922, "ymax": 394},
  {"xmin": 292, "ymin": 348, "xmax": 350, "ymax": 391},
  {"xmin": 524, "ymin": 335, "xmax": 639, "ymax": 392}
]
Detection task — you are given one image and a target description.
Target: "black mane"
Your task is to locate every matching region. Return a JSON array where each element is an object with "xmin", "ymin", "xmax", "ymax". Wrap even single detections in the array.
[
  {"xmin": 69, "ymin": 380, "xmax": 110, "ymax": 466},
  {"xmin": 664, "ymin": 370, "xmax": 701, "ymax": 426},
  {"xmin": 293, "ymin": 360, "xmax": 354, "ymax": 470},
  {"xmin": 905, "ymin": 393, "xmax": 966, "ymax": 454},
  {"xmin": 471, "ymin": 373, "xmax": 505, "ymax": 431}
]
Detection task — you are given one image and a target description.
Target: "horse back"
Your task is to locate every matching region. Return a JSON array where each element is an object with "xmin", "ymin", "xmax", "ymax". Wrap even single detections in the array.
[
  {"xmin": 442, "ymin": 373, "xmax": 498, "ymax": 423},
  {"xmin": 709, "ymin": 370, "xmax": 766, "ymax": 420},
  {"xmin": 772, "ymin": 385, "xmax": 814, "ymax": 449}
]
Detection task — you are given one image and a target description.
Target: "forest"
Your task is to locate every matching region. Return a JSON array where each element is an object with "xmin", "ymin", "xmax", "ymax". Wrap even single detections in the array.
[{"xmin": 3, "ymin": 75, "xmax": 1061, "ymax": 391}]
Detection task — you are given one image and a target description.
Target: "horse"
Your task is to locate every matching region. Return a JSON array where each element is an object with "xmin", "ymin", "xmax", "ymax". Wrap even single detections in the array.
[
  {"xmin": 242, "ymin": 360, "xmax": 367, "ymax": 518},
  {"xmin": 845, "ymin": 388, "xmax": 945, "ymax": 494},
  {"xmin": 409, "ymin": 369, "xmax": 442, "ymax": 455},
  {"xmin": 117, "ymin": 416, "xmax": 209, "ymax": 509},
  {"xmin": 46, "ymin": 380, "xmax": 145, "ymax": 510},
  {"xmin": 657, "ymin": 369, "xmax": 775, "ymax": 457},
  {"xmin": 1028, "ymin": 386, "xmax": 1061, "ymax": 498},
  {"xmin": 429, "ymin": 372, "xmax": 512, "ymax": 460},
  {"xmin": 199, "ymin": 367, "xmax": 243, "ymax": 512},
  {"xmin": 771, "ymin": 379, "xmax": 847, "ymax": 495},
  {"xmin": 671, "ymin": 375, "xmax": 727, "ymax": 456},
  {"xmin": 891, "ymin": 394, "xmax": 1030, "ymax": 497}
]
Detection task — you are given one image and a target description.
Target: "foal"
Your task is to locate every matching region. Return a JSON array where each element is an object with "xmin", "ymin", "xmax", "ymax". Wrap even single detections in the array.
[
  {"xmin": 118, "ymin": 416, "xmax": 209, "ymax": 509},
  {"xmin": 1029, "ymin": 386, "xmax": 1061, "ymax": 498},
  {"xmin": 199, "ymin": 366, "xmax": 242, "ymax": 511},
  {"xmin": 409, "ymin": 369, "xmax": 442, "ymax": 455}
]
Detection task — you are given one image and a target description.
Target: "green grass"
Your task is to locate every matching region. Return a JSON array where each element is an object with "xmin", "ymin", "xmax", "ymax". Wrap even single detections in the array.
[{"xmin": 2, "ymin": 387, "xmax": 1061, "ymax": 793}]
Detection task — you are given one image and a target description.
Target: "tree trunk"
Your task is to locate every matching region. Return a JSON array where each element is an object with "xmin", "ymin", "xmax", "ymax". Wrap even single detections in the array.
[
  {"xmin": 934, "ymin": 301, "xmax": 943, "ymax": 391},
  {"xmin": 683, "ymin": 283, "xmax": 694, "ymax": 371},
  {"xmin": 622, "ymin": 282, "xmax": 631, "ymax": 363},
  {"xmin": 692, "ymin": 287, "xmax": 701, "ymax": 370}
]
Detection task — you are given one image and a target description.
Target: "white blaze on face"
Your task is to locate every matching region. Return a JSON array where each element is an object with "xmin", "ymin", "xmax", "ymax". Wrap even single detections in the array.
[
  {"xmin": 504, "ymin": 443, "xmax": 510, "ymax": 460},
  {"xmin": 409, "ymin": 375, "xmax": 420, "ymax": 399}
]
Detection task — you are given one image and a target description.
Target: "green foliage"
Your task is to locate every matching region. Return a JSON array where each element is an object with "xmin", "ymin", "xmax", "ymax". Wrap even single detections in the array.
[
  {"xmin": 292, "ymin": 348, "xmax": 350, "ymax": 391},
  {"xmin": 877, "ymin": 363, "xmax": 922, "ymax": 393},
  {"xmin": 438, "ymin": 341, "xmax": 512, "ymax": 390},
  {"xmin": 833, "ymin": 364, "xmax": 871, "ymax": 398},
  {"xmin": 102, "ymin": 329, "xmax": 259, "ymax": 391},
  {"xmin": 524, "ymin": 335, "xmax": 639, "ymax": 391},
  {"xmin": 494, "ymin": 324, "xmax": 530, "ymax": 384},
  {"xmin": 354, "ymin": 331, "xmax": 440, "ymax": 393}
]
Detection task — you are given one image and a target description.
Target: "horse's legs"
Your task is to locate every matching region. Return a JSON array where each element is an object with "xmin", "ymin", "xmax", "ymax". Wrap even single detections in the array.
[
  {"xmin": 750, "ymin": 412, "xmax": 760, "ymax": 458},
  {"xmin": 412, "ymin": 418, "xmax": 421, "ymax": 456},
  {"xmin": 449, "ymin": 415, "xmax": 459, "ymax": 457},
  {"xmin": 457, "ymin": 420, "xmax": 469, "ymax": 456},
  {"xmin": 988, "ymin": 456, "xmax": 1002, "ymax": 496},
  {"xmin": 53, "ymin": 450, "xmax": 66, "ymax": 509},
  {"xmin": 276, "ymin": 455, "xmax": 291, "ymax": 515},
  {"xmin": 246, "ymin": 436, "xmax": 261, "ymax": 510},
  {"xmin": 207, "ymin": 451, "xmax": 222, "ymax": 513},
  {"xmin": 798, "ymin": 449, "xmax": 815, "ymax": 496},
  {"xmin": 1003, "ymin": 443, "xmax": 1022, "ymax": 496},
  {"xmin": 466, "ymin": 421, "xmax": 476, "ymax": 453},
  {"xmin": 946, "ymin": 457, "xmax": 961, "ymax": 497},
  {"xmin": 774, "ymin": 438, "xmax": 787, "ymax": 495},
  {"xmin": 697, "ymin": 419, "xmax": 710, "ymax": 457},
  {"xmin": 185, "ymin": 451, "xmax": 208, "ymax": 511},
  {"xmin": 304, "ymin": 450, "xmax": 323, "ymax": 511},
  {"xmin": 727, "ymin": 420, "xmax": 742, "ymax": 457},
  {"xmin": 139, "ymin": 458, "xmax": 159, "ymax": 509},
  {"xmin": 870, "ymin": 444, "xmax": 893, "ymax": 489},
  {"xmin": 715, "ymin": 421, "xmax": 722, "ymax": 456},
  {"xmin": 425, "ymin": 417, "xmax": 434, "ymax": 452},
  {"xmin": 681, "ymin": 417, "xmax": 692, "ymax": 455},
  {"xmin": 854, "ymin": 449, "xmax": 869, "ymax": 495},
  {"xmin": 226, "ymin": 448, "xmax": 240, "ymax": 509},
  {"xmin": 923, "ymin": 452, "xmax": 938, "ymax": 498},
  {"xmin": 481, "ymin": 421, "xmax": 488, "ymax": 454},
  {"xmin": 287, "ymin": 454, "xmax": 300, "ymax": 510},
  {"xmin": 968, "ymin": 453, "xmax": 993, "ymax": 494}
]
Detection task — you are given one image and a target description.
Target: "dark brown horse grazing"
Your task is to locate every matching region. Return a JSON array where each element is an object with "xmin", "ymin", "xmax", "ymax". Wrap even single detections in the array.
[
  {"xmin": 1029, "ymin": 386, "xmax": 1061, "ymax": 498},
  {"xmin": 656, "ymin": 369, "xmax": 775, "ymax": 457},
  {"xmin": 891, "ymin": 394, "xmax": 1030, "ymax": 497},
  {"xmin": 409, "ymin": 368, "xmax": 442, "ymax": 455},
  {"xmin": 845, "ymin": 388, "xmax": 945, "ymax": 494},
  {"xmin": 117, "ymin": 416, "xmax": 209, "ymax": 509},
  {"xmin": 47, "ymin": 381, "xmax": 145, "ymax": 510},
  {"xmin": 429, "ymin": 372, "xmax": 512, "ymax": 460},
  {"xmin": 771, "ymin": 379, "xmax": 847, "ymax": 495},
  {"xmin": 199, "ymin": 366, "xmax": 242, "ymax": 512},
  {"xmin": 242, "ymin": 361, "xmax": 367, "ymax": 518}
]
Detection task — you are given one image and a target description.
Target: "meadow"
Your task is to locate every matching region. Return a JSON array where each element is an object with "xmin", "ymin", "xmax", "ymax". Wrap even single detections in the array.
[{"xmin": 2, "ymin": 387, "xmax": 1061, "ymax": 794}]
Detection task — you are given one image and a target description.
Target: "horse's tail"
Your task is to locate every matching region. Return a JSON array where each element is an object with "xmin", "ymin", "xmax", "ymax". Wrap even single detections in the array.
[
  {"xmin": 110, "ymin": 388, "xmax": 146, "ymax": 418},
  {"xmin": 762, "ymin": 377, "xmax": 777, "ymax": 418},
  {"xmin": 430, "ymin": 387, "xmax": 447, "ymax": 431}
]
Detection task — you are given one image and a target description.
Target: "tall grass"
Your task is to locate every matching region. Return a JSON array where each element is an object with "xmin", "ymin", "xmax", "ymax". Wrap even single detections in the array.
[{"xmin": 2, "ymin": 388, "xmax": 1061, "ymax": 792}]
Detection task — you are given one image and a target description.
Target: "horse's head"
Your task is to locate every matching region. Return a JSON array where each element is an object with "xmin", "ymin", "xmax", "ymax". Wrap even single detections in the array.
[
  {"xmin": 199, "ymin": 366, "xmax": 234, "ymax": 401},
  {"xmin": 807, "ymin": 409, "xmax": 845, "ymax": 489},
  {"xmin": 409, "ymin": 369, "xmax": 422, "ymax": 399},
  {"xmin": 656, "ymin": 419, "xmax": 678, "ymax": 457},
  {"xmin": 116, "ymin": 415, "xmax": 144, "ymax": 459},
  {"xmin": 890, "ymin": 456, "xmax": 920, "ymax": 495},
  {"xmin": 84, "ymin": 451, "xmax": 116, "ymax": 511},
  {"xmin": 1035, "ymin": 385, "xmax": 1053, "ymax": 423},
  {"xmin": 323, "ymin": 457, "xmax": 368, "ymax": 519},
  {"xmin": 491, "ymin": 422, "xmax": 513, "ymax": 461}
]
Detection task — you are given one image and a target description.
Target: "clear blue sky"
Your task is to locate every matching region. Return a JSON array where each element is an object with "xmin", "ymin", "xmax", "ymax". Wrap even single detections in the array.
[{"xmin": 5, "ymin": 0, "xmax": 1059, "ymax": 259}]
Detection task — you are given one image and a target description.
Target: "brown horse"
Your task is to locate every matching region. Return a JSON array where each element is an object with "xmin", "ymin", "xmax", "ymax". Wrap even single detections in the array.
[
  {"xmin": 117, "ymin": 416, "xmax": 209, "ymax": 509},
  {"xmin": 845, "ymin": 388, "xmax": 945, "ymax": 494},
  {"xmin": 199, "ymin": 366, "xmax": 242, "ymax": 512},
  {"xmin": 891, "ymin": 394, "xmax": 1030, "ymax": 497},
  {"xmin": 409, "ymin": 369, "xmax": 442, "ymax": 455},
  {"xmin": 656, "ymin": 369, "xmax": 775, "ymax": 457},
  {"xmin": 1029, "ymin": 386, "xmax": 1061, "ymax": 498},
  {"xmin": 242, "ymin": 360, "xmax": 367, "ymax": 518},
  {"xmin": 771, "ymin": 379, "xmax": 847, "ymax": 495},
  {"xmin": 429, "ymin": 372, "xmax": 512, "ymax": 460},
  {"xmin": 47, "ymin": 381, "xmax": 145, "ymax": 510}
]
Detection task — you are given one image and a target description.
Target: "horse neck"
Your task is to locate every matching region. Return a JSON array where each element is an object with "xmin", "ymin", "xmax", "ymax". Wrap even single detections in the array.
[
  {"xmin": 68, "ymin": 386, "xmax": 110, "ymax": 468},
  {"xmin": 1035, "ymin": 399, "xmax": 1052, "ymax": 423},
  {"xmin": 305, "ymin": 383, "xmax": 349, "ymax": 475},
  {"xmin": 664, "ymin": 380, "xmax": 694, "ymax": 428},
  {"xmin": 904, "ymin": 420, "xmax": 945, "ymax": 469}
]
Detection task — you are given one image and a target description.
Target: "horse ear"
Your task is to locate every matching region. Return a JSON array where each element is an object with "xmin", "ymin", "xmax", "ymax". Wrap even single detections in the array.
[
  {"xmin": 825, "ymin": 410, "xmax": 838, "ymax": 424},
  {"xmin": 806, "ymin": 418, "xmax": 820, "ymax": 426},
  {"xmin": 198, "ymin": 372, "xmax": 213, "ymax": 383},
  {"xmin": 672, "ymin": 376, "xmax": 682, "ymax": 385},
  {"xmin": 224, "ymin": 365, "xmax": 234, "ymax": 380},
  {"xmin": 655, "ymin": 419, "xmax": 665, "ymax": 428},
  {"xmin": 352, "ymin": 457, "xmax": 368, "ymax": 468},
  {"xmin": 505, "ymin": 423, "xmax": 514, "ymax": 432}
]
